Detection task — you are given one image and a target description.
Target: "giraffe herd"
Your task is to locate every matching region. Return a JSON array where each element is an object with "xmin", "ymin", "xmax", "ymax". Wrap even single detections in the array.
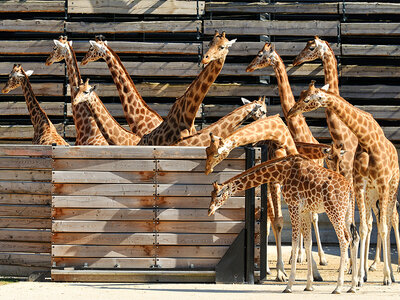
[{"xmin": 2, "ymin": 32, "xmax": 399, "ymax": 294}]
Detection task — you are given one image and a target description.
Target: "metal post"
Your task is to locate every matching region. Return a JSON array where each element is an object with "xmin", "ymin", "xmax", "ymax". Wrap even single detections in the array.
[
  {"xmin": 245, "ymin": 147, "xmax": 256, "ymax": 284},
  {"xmin": 259, "ymin": 145, "xmax": 268, "ymax": 282}
]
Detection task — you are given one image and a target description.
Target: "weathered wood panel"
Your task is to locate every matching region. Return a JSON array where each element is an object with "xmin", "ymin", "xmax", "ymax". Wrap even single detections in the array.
[
  {"xmin": 0, "ymin": 241, "xmax": 50, "ymax": 253},
  {"xmin": 157, "ymin": 221, "xmax": 244, "ymax": 234},
  {"xmin": 0, "ymin": 230, "xmax": 51, "ymax": 242},
  {"xmin": 0, "ymin": 218, "xmax": 51, "ymax": 229},
  {"xmin": 0, "ymin": 157, "xmax": 52, "ymax": 170},
  {"xmin": 0, "ymin": 62, "xmax": 64, "ymax": 76},
  {"xmin": 52, "ymin": 220, "xmax": 155, "ymax": 232},
  {"xmin": 0, "ymin": 205, "xmax": 51, "ymax": 218},
  {"xmin": 342, "ymin": 23, "xmax": 400, "ymax": 35},
  {"xmin": 52, "ymin": 245, "xmax": 155, "ymax": 257},
  {"xmin": 53, "ymin": 257, "xmax": 155, "ymax": 269},
  {"xmin": 0, "ymin": 1, "xmax": 64, "ymax": 13},
  {"xmin": 0, "ymin": 170, "xmax": 51, "ymax": 182},
  {"xmin": 0, "ymin": 145, "xmax": 52, "ymax": 157},
  {"xmin": 0, "ymin": 20, "xmax": 64, "ymax": 33},
  {"xmin": 68, "ymin": 0, "xmax": 205, "ymax": 15},
  {"xmin": 0, "ymin": 194, "xmax": 50, "ymax": 205},
  {"xmin": 0, "ymin": 253, "xmax": 50, "ymax": 268}
]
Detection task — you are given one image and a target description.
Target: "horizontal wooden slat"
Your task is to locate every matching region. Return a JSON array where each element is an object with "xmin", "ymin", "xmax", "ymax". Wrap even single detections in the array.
[
  {"xmin": 0, "ymin": 194, "xmax": 50, "ymax": 206},
  {"xmin": 52, "ymin": 159, "xmax": 155, "ymax": 172},
  {"xmin": 342, "ymin": 2, "xmax": 400, "ymax": 14},
  {"xmin": 0, "ymin": 170, "xmax": 51, "ymax": 182},
  {"xmin": 0, "ymin": 241, "xmax": 50, "ymax": 253},
  {"xmin": 0, "ymin": 181, "xmax": 51, "ymax": 194},
  {"xmin": 157, "ymin": 246, "xmax": 228, "ymax": 258},
  {"xmin": 0, "ymin": 205, "xmax": 50, "ymax": 218},
  {"xmin": 66, "ymin": 20, "xmax": 201, "ymax": 34},
  {"xmin": 342, "ymin": 44, "xmax": 400, "ymax": 56},
  {"xmin": 0, "ymin": 229, "xmax": 51, "ymax": 242},
  {"xmin": 52, "ymin": 257, "xmax": 155, "ymax": 269},
  {"xmin": 0, "ymin": 265, "xmax": 50, "ymax": 277},
  {"xmin": 52, "ymin": 245, "xmax": 155, "ymax": 257},
  {"xmin": 52, "ymin": 208, "xmax": 155, "ymax": 221},
  {"xmin": 0, "ymin": 253, "xmax": 50, "ymax": 268},
  {"xmin": 0, "ymin": 83, "xmax": 63, "ymax": 96},
  {"xmin": 0, "ymin": 145, "xmax": 52, "ymax": 157},
  {"xmin": 68, "ymin": 0, "xmax": 205, "ymax": 15},
  {"xmin": 52, "ymin": 220, "xmax": 155, "ymax": 232},
  {"xmin": 157, "ymin": 209, "xmax": 243, "ymax": 221},
  {"xmin": 0, "ymin": 218, "xmax": 51, "ymax": 229},
  {"xmin": 342, "ymin": 23, "xmax": 400, "ymax": 36},
  {"xmin": 0, "ymin": 125, "xmax": 64, "ymax": 140},
  {"xmin": 0, "ymin": 102, "xmax": 64, "ymax": 116},
  {"xmin": 204, "ymin": 20, "xmax": 339, "ymax": 36},
  {"xmin": 0, "ymin": 20, "xmax": 64, "ymax": 33},
  {"xmin": 0, "ymin": 62, "xmax": 64, "ymax": 76},
  {"xmin": 155, "ymin": 258, "xmax": 218, "ymax": 269},
  {"xmin": 157, "ymin": 183, "xmax": 242, "ymax": 197},
  {"xmin": 0, "ymin": 157, "xmax": 52, "ymax": 170},
  {"xmin": 157, "ymin": 221, "xmax": 244, "ymax": 234},
  {"xmin": 52, "ymin": 183, "xmax": 155, "ymax": 196},
  {"xmin": 0, "ymin": 1, "xmax": 64, "ymax": 12}
]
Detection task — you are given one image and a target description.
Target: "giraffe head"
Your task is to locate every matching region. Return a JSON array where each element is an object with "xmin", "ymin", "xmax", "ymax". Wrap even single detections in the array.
[
  {"xmin": 241, "ymin": 96, "xmax": 267, "ymax": 120},
  {"xmin": 45, "ymin": 36, "xmax": 72, "ymax": 66},
  {"xmin": 287, "ymin": 81, "xmax": 330, "ymax": 118},
  {"xmin": 1, "ymin": 64, "xmax": 33, "ymax": 93},
  {"xmin": 202, "ymin": 31, "xmax": 236, "ymax": 65},
  {"xmin": 324, "ymin": 143, "xmax": 346, "ymax": 172},
  {"xmin": 246, "ymin": 42, "xmax": 278, "ymax": 72},
  {"xmin": 205, "ymin": 133, "xmax": 237, "ymax": 175},
  {"xmin": 72, "ymin": 78, "xmax": 97, "ymax": 105},
  {"xmin": 81, "ymin": 35, "xmax": 108, "ymax": 65},
  {"xmin": 293, "ymin": 36, "xmax": 331, "ymax": 66},
  {"xmin": 208, "ymin": 181, "xmax": 231, "ymax": 216}
]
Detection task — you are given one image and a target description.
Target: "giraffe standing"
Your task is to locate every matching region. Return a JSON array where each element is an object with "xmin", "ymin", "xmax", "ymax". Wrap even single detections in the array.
[
  {"xmin": 1, "ymin": 64, "xmax": 68, "ymax": 146},
  {"xmin": 72, "ymin": 79, "xmax": 140, "ymax": 145},
  {"xmin": 138, "ymin": 31, "xmax": 236, "ymax": 145},
  {"xmin": 172, "ymin": 97, "xmax": 266, "ymax": 146},
  {"xmin": 208, "ymin": 154, "xmax": 359, "ymax": 294},
  {"xmin": 288, "ymin": 81, "xmax": 400, "ymax": 286},
  {"xmin": 81, "ymin": 35, "xmax": 163, "ymax": 137},
  {"xmin": 246, "ymin": 43, "xmax": 327, "ymax": 269},
  {"xmin": 45, "ymin": 36, "xmax": 108, "ymax": 146}
]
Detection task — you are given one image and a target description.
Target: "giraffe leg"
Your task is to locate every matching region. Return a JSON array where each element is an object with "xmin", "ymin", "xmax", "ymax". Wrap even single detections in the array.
[
  {"xmin": 370, "ymin": 206, "xmax": 381, "ymax": 272},
  {"xmin": 266, "ymin": 211, "xmax": 272, "ymax": 276},
  {"xmin": 312, "ymin": 212, "xmax": 327, "ymax": 266},
  {"xmin": 284, "ymin": 205, "xmax": 300, "ymax": 293},
  {"xmin": 354, "ymin": 177, "xmax": 367, "ymax": 287},
  {"xmin": 301, "ymin": 212, "xmax": 314, "ymax": 291},
  {"xmin": 392, "ymin": 208, "xmax": 400, "ymax": 272},
  {"xmin": 362, "ymin": 208, "xmax": 373, "ymax": 282}
]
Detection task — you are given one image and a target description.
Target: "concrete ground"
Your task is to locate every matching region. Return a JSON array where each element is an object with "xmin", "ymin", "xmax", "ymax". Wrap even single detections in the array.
[{"xmin": 1, "ymin": 245, "xmax": 399, "ymax": 300}]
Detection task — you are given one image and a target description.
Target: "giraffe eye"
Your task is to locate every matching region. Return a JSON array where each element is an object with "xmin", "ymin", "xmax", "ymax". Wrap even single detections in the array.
[
  {"xmin": 220, "ymin": 46, "xmax": 225, "ymax": 50},
  {"xmin": 303, "ymin": 98, "xmax": 310, "ymax": 103},
  {"xmin": 309, "ymin": 46, "xmax": 315, "ymax": 51},
  {"xmin": 258, "ymin": 53, "xmax": 263, "ymax": 57}
]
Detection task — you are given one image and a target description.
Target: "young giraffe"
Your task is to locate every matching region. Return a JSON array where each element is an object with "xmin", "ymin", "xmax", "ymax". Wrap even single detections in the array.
[
  {"xmin": 45, "ymin": 36, "xmax": 108, "ymax": 146},
  {"xmin": 72, "ymin": 79, "xmax": 140, "ymax": 145},
  {"xmin": 81, "ymin": 35, "xmax": 163, "ymax": 137},
  {"xmin": 295, "ymin": 37, "xmax": 400, "ymax": 278},
  {"xmin": 137, "ymin": 31, "xmax": 236, "ymax": 145},
  {"xmin": 288, "ymin": 81, "xmax": 400, "ymax": 286},
  {"xmin": 172, "ymin": 97, "xmax": 266, "ymax": 146},
  {"xmin": 209, "ymin": 154, "xmax": 359, "ymax": 294},
  {"xmin": 246, "ymin": 43, "xmax": 327, "ymax": 268},
  {"xmin": 1, "ymin": 64, "xmax": 68, "ymax": 146}
]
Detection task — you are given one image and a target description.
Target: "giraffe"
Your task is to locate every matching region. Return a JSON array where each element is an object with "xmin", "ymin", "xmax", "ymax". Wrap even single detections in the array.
[
  {"xmin": 1, "ymin": 64, "xmax": 68, "ymax": 146},
  {"xmin": 288, "ymin": 81, "xmax": 400, "ymax": 285},
  {"xmin": 209, "ymin": 154, "xmax": 359, "ymax": 294},
  {"xmin": 81, "ymin": 35, "xmax": 163, "ymax": 137},
  {"xmin": 137, "ymin": 31, "xmax": 236, "ymax": 145},
  {"xmin": 45, "ymin": 36, "xmax": 108, "ymax": 146},
  {"xmin": 72, "ymin": 79, "xmax": 140, "ymax": 145},
  {"xmin": 172, "ymin": 97, "xmax": 266, "ymax": 146},
  {"xmin": 246, "ymin": 42, "xmax": 327, "ymax": 268}
]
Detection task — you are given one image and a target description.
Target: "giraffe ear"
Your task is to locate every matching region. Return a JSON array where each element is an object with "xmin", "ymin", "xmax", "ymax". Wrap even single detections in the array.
[
  {"xmin": 53, "ymin": 39, "xmax": 65, "ymax": 47},
  {"xmin": 25, "ymin": 70, "xmax": 34, "ymax": 77},
  {"xmin": 212, "ymin": 181, "xmax": 220, "ymax": 190},
  {"xmin": 321, "ymin": 84, "xmax": 330, "ymax": 91},
  {"xmin": 314, "ymin": 38, "xmax": 324, "ymax": 48},
  {"xmin": 226, "ymin": 39, "xmax": 237, "ymax": 48},
  {"xmin": 241, "ymin": 97, "xmax": 251, "ymax": 105},
  {"xmin": 68, "ymin": 41, "xmax": 73, "ymax": 47}
]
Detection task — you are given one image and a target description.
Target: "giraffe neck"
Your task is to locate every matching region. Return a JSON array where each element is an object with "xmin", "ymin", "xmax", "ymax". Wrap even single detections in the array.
[
  {"xmin": 223, "ymin": 115, "xmax": 299, "ymax": 155},
  {"xmin": 321, "ymin": 48, "xmax": 339, "ymax": 94},
  {"xmin": 273, "ymin": 56, "xmax": 317, "ymax": 143},
  {"xmin": 325, "ymin": 93, "xmax": 383, "ymax": 148},
  {"xmin": 20, "ymin": 76, "xmax": 52, "ymax": 132},
  {"xmin": 84, "ymin": 94, "xmax": 140, "ymax": 145},
  {"xmin": 64, "ymin": 46, "xmax": 82, "ymax": 99},
  {"xmin": 104, "ymin": 46, "xmax": 163, "ymax": 136},
  {"xmin": 223, "ymin": 155, "xmax": 295, "ymax": 195}
]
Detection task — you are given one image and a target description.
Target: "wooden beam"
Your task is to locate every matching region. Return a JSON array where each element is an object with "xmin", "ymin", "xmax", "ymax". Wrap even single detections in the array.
[
  {"xmin": 342, "ymin": 23, "xmax": 400, "ymax": 36},
  {"xmin": 340, "ymin": 2, "xmax": 400, "ymax": 15},
  {"xmin": 0, "ymin": 62, "xmax": 64, "ymax": 76},
  {"xmin": 0, "ymin": 253, "xmax": 50, "ymax": 268},
  {"xmin": 0, "ymin": 1, "xmax": 64, "ymax": 13},
  {"xmin": 68, "ymin": 0, "xmax": 205, "ymax": 15},
  {"xmin": 0, "ymin": 102, "xmax": 64, "ymax": 116},
  {"xmin": 0, "ymin": 145, "xmax": 52, "ymax": 157},
  {"xmin": 342, "ymin": 44, "xmax": 400, "ymax": 56},
  {"xmin": 0, "ymin": 20, "xmax": 64, "ymax": 33},
  {"xmin": 0, "ymin": 205, "xmax": 51, "ymax": 218},
  {"xmin": 0, "ymin": 218, "xmax": 51, "ymax": 229}
]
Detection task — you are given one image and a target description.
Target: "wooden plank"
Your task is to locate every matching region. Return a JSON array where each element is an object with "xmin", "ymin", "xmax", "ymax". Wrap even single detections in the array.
[
  {"xmin": 154, "ymin": 171, "xmax": 244, "ymax": 185},
  {"xmin": 52, "ymin": 245, "xmax": 155, "ymax": 257},
  {"xmin": 0, "ymin": 241, "xmax": 50, "ymax": 253},
  {"xmin": 0, "ymin": 218, "xmax": 51, "ymax": 229},
  {"xmin": 0, "ymin": 20, "xmax": 64, "ymax": 33},
  {"xmin": 52, "ymin": 208, "xmax": 155, "ymax": 221},
  {"xmin": 0, "ymin": 83, "xmax": 63, "ymax": 96},
  {"xmin": 0, "ymin": 253, "xmax": 50, "ymax": 268},
  {"xmin": 342, "ymin": 23, "xmax": 400, "ymax": 36},
  {"xmin": 157, "ymin": 159, "xmax": 245, "ymax": 173},
  {"xmin": 52, "ymin": 220, "xmax": 155, "ymax": 232},
  {"xmin": 52, "ymin": 233, "xmax": 156, "ymax": 245},
  {"xmin": 342, "ymin": 2, "xmax": 400, "ymax": 15},
  {"xmin": 0, "ymin": 205, "xmax": 51, "ymax": 218},
  {"xmin": 52, "ymin": 183, "xmax": 155, "ymax": 196},
  {"xmin": 0, "ymin": 102, "xmax": 64, "ymax": 116},
  {"xmin": 0, "ymin": 194, "xmax": 50, "ymax": 206},
  {"xmin": 0, "ymin": 157, "xmax": 52, "ymax": 170},
  {"xmin": 0, "ymin": 62, "xmax": 64, "ymax": 76},
  {"xmin": 156, "ymin": 258, "xmax": 218, "ymax": 269},
  {"xmin": 52, "ymin": 159, "xmax": 155, "ymax": 172},
  {"xmin": 0, "ymin": 170, "xmax": 51, "ymax": 182},
  {"xmin": 0, "ymin": 181, "xmax": 51, "ymax": 194},
  {"xmin": 342, "ymin": 44, "xmax": 400, "ymax": 56},
  {"xmin": 51, "ymin": 195, "xmax": 247, "ymax": 209},
  {"xmin": 204, "ymin": 20, "xmax": 339, "ymax": 36},
  {"xmin": 157, "ymin": 233, "xmax": 236, "ymax": 245},
  {"xmin": 0, "ymin": 145, "xmax": 52, "ymax": 157},
  {"xmin": 157, "ymin": 209, "xmax": 243, "ymax": 221},
  {"xmin": 68, "ymin": 0, "xmax": 205, "ymax": 15},
  {"xmin": 206, "ymin": 2, "xmax": 339, "ymax": 14},
  {"xmin": 66, "ymin": 20, "xmax": 201, "ymax": 34},
  {"xmin": 156, "ymin": 183, "xmax": 243, "ymax": 197},
  {"xmin": 157, "ymin": 246, "xmax": 228, "ymax": 258},
  {"xmin": 0, "ymin": 229, "xmax": 51, "ymax": 242},
  {"xmin": 52, "ymin": 171, "xmax": 155, "ymax": 184},
  {"xmin": 157, "ymin": 221, "xmax": 244, "ymax": 234},
  {"xmin": 0, "ymin": 1, "xmax": 64, "ymax": 12},
  {"xmin": 0, "ymin": 265, "xmax": 49, "ymax": 277},
  {"xmin": 52, "ymin": 257, "xmax": 155, "ymax": 269}
]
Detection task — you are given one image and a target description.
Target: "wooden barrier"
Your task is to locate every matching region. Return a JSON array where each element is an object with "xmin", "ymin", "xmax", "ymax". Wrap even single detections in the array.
[{"xmin": 0, "ymin": 145, "xmax": 52, "ymax": 277}]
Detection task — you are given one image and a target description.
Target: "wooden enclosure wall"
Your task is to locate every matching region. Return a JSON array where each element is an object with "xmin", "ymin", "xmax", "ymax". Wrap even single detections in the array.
[
  {"xmin": 0, "ymin": 0, "xmax": 399, "ymax": 144},
  {"xmin": 0, "ymin": 145, "xmax": 52, "ymax": 277},
  {"xmin": 51, "ymin": 146, "xmax": 260, "ymax": 282}
]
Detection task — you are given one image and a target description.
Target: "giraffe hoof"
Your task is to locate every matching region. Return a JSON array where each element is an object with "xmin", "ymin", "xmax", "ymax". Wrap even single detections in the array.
[
  {"xmin": 332, "ymin": 289, "xmax": 341, "ymax": 294},
  {"xmin": 390, "ymin": 275, "xmax": 395, "ymax": 283},
  {"xmin": 319, "ymin": 259, "xmax": 328, "ymax": 266},
  {"xmin": 304, "ymin": 287, "xmax": 314, "ymax": 292},
  {"xmin": 282, "ymin": 288, "xmax": 292, "ymax": 293},
  {"xmin": 275, "ymin": 271, "xmax": 288, "ymax": 282},
  {"xmin": 363, "ymin": 275, "xmax": 367, "ymax": 283},
  {"xmin": 313, "ymin": 274, "xmax": 323, "ymax": 282},
  {"xmin": 357, "ymin": 281, "xmax": 363, "ymax": 287},
  {"xmin": 347, "ymin": 287, "xmax": 356, "ymax": 294},
  {"xmin": 369, "ymin": 264, "xmax": 377, "ymax": 271}
]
